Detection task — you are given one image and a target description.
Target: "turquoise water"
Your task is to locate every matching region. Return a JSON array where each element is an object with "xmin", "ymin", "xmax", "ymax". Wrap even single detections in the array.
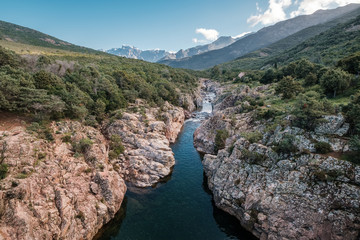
[{"xmin": 96, "ymin": 118, "xmax": 256, "ymax": 240}]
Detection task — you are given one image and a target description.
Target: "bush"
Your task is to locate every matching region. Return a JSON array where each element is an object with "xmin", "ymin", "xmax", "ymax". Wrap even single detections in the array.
[
  {"xmin": 0, "ymin": 163, "xmax": 8, "ymax": 180},
  {"xmin": 275, "ymin": 76, "xmax": 303, "ymax": 99},
  {"xmin": 315, "ymin": 141, "xmax": 332, "ymax": 154},
  {"xmin": 243, "ymin": 131, "xmax": 262, "ymax": 144},
  {"xmin": 73, "ymin": 138, "xmax": 93, "ymax": 154},
  {"xmin": 292, "ymin": 91, "xmax": 335, "ymax": 130},
  {"xmin": 273, "ymin": 135, "xmax": 298, "ymax": 154},
  {"xmin": 109, "ymin": 135, "xmax": 125, "ymax": 159},
  {"xmin": 343, "ymin": 92, "xmax": 360, "ymax": 134},
  {"xmin": 241, "ymin": 149, "xmax": 267, "ymax": 165},
  {"xmin": 320, "ymin": 68, "xmax": 351, "ymax": 97},
  {"xmin": 214, "ymin": 129, "xmax": 229, "ymax": 153}
]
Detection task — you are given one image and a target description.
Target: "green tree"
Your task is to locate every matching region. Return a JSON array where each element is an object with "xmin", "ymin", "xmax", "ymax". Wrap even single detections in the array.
[
  {"xmin": 320, "ymin": 69, "xmax": 351, "ymax": 97},
  {"xmin": 343, "ymin": 92, "xmax": 360, "ymax": 134},
  {"xmin": 210, "ymin": 66, "xmax": 221, "ymax": 80},
  {"xmin": 293, "ymin": 91, "xmax": 335, "ymax": 130},
  {"xmin": 275, "ymin": 76, "xmax": 303, "ymax": 99},
  {"xmin": 294, "ymin": 59, "xmax": 315, "ymax": 79},
  {"xmin": 304, "ymin": 72, "xmax": 318, "ymax": 86},
  {"xmin": 93, "ymin": 99, "xmax": 106, "ymax": 120}
]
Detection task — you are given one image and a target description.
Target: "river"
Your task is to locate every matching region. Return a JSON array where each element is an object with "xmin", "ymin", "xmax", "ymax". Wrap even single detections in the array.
[{"xmin": 95, "ymin": 93, "xmax": 255, "ymax": 240}]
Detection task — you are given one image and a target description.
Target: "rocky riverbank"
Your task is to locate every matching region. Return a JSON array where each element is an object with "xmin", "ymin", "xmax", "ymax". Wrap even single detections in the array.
[
  {"xmin": 194, "ymin": 83, "xmax": 360, "ymax": 239},
  {"xmin": 0, "ymin": 85, "xmax": 202, "ymax": 240}
]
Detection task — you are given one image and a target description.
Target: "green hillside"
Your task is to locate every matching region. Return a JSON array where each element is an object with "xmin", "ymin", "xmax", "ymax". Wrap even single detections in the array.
[
  {"xmin": 0, "ymin": 21, "xmax": 198, "ymax": 123},
  {"xmin": 220, "ymin": 10, "xmax": 360, "ymax": 71},
  {"xmin": 0, "ymin": 20, "xmax": 106, "ymax": 55}
]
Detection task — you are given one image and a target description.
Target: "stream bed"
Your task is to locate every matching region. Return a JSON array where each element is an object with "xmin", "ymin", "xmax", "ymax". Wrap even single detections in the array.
[{"xmin": 96, "ymin": 94, "xmax": 255, "ymax": 240}]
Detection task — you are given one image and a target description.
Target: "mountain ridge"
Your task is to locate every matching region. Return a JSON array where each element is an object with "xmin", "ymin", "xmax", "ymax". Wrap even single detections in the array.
[{"xmin": 158, "ymin": 3, "xmax": 360, "ymax": 70}]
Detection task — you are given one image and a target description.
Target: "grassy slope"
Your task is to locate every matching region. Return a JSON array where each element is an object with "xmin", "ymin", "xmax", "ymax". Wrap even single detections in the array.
[{"xmin": 220, "ymin": 9, "xmax": 360, "ymax": 71}]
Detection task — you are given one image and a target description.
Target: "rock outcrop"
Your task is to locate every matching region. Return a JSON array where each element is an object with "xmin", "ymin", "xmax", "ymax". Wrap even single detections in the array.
[
  {"xmin": 0, "ymin": 121, "xmax": 126, "ymax": 240},
  {"xmin": 195, "ymin": 84, "xmax": 360, "ymax": 239},
  {"xmin": 104, "ymin": 101, "xmax": 185, "ymax": 187}
]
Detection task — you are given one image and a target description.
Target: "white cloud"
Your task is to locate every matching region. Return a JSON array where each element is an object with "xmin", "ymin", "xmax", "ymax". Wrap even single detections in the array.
[
  {"xmin": 247, "ymin": 0, "xmax": 360, "ymax": 27},
  {"xmin": 290, "ymin": 0, "xmax": 360, "ymax": 17},
  {"xmin": 247, "ymin": 0, "xmax": 292, "ymax": 27},
  {"xmin": 195, "ymin": 28, "xmax": 219, "ymax": 41},
  {"xmin": 233, "ymin": 31, "xmax": 252, "ymax": 39}
]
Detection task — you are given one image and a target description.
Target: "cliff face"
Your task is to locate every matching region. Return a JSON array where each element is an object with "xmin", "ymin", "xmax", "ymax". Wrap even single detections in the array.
[
  {"xmin": 0, "ymin": 121, "xmax": 126, "ymax": 240},
  {"xmin": 0, "ymin": 99, "xmax": 189, "ymax": 239},
  {"xmin": 194, "ymin": 84, "xmax": 360, "ymax": 239},
  {"xmin": 104, "ymin": 101, "xmax": 185, "ymax": 187}
]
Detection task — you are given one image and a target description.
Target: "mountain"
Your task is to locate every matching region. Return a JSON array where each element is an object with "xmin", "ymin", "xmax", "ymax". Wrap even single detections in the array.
[
  {"xmin": 160, "ymin": 36, "xmax": 239, "ymax": 61},
  {"xmin": 105, "ymin": 46, "xmax": 171, "ymax": 62},
  {"xmin": 159, "ymin": 3, "xmax": 360, "ymax": 70},
  {"xmin": 106, "ymin": 36, "xmax": 240, "ymax": 63},
  {"xmin": 220, "ymin": 5, "xmax": 360, "ymax": 70}
]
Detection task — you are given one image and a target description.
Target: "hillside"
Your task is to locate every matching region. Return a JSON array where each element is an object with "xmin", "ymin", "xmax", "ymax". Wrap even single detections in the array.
[
  {"xmin": 0, "ymin": 20, "xmax": 107, "ymax": 55},
  {"xmin": 159, "ymin": 4, "xmax": 360, "ymax": 70},
  {"xmin": 220, "ymin": 6, "xmax": 360, "ymax": 70},
  {"xmin": 0, "ymin": 21, "xmax": 199, "ymax": 122}
]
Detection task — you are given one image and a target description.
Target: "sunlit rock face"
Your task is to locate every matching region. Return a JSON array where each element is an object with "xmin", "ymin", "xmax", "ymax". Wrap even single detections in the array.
[{"xmin": 0, "ymin": 121, "xmax": 126, "ymax": 240}]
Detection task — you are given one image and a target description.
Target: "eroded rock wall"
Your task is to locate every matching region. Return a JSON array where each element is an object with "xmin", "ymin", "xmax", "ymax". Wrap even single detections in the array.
[{"xmin": 0, "ymin": 121, "xmax": 126, "ymax": 240}]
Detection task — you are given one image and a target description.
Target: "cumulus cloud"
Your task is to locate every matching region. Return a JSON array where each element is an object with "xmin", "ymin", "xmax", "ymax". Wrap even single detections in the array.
[
  {"xmin": 247, "ymin": 0, "xmax": 292, "ymax": 27},
  {"xmin": 290, "ymin": 0, "xmax": 360, "ymax": 17},
  {"xmin": 195, "ymin": 28, "xmax": 219, "ymax": 41},
  {"xmin": 247, "ymin": 0, "xmax": 360, "ymax": 27}
]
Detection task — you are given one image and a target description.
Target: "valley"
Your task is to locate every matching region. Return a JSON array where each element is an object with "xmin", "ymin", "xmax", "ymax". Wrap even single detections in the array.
[{"xmin": 0, "ymin": 2, "xmax": 360, "ymax": 240}]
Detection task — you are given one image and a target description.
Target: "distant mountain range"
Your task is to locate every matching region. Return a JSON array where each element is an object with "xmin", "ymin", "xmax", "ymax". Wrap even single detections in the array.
[
  {"xmin": 104, "ymin": 35, "xmax": 245, "ymax": 63},
  {"xmin": 105, "ymin": 46, "xmax": 170, "ymax": 62},
  {"xmin": 158, "ymin": 3, "xmax": 360, "ymax": 70}
]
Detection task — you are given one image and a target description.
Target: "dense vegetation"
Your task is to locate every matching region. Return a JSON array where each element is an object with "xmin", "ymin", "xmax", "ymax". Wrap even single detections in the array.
[
  {"xmin": 0, "ymin": 44, "xmax": 198, "ymax": 122},
  {"xmin": 211, "ymin": 50, "xmax": 360, "ymax": 162}
]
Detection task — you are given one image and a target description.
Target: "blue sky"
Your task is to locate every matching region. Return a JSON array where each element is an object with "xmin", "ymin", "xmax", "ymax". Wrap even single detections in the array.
[{"xmin": 1, "ymin": 0, "xmax": 359, "ymax": 51}]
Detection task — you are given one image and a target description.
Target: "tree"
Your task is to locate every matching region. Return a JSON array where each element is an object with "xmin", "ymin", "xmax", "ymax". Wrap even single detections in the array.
[
  {"xmin": 93, "ymin": 99, "xmax": 106, "ymax": 120},
  {"xmin": 343, "ymin": 92, "xmax": 360, "ymax": 134},
  {"xmin": 294, "ymin": 59, "xmax": 315, "ymax": 79},
  {"xmin": 210, "ymin": 66, "xmax": 221, "ymax": 80},
  {"xmin": 304, "ymin": 72, "xmax": 318, "ymax": 86},
  {"xmin": 292, "ymin": 91, "xmax": 335, "ymax": 130},
  {"xmin": 337, "ymin": 52, "xmax": 360, "ymax": 75},
  {"xmin": 260, "ymin": 68, "xmax": 277, "ymax": 84},
  {"xmin": 275, "ymin": 76, "xmax": 303, "ymax": 99},
  {"xmin": 33, "ymin": 70, "xmax": 64, "ymax": 92},
  {"xmin": 320, "ymin": 69, "xmax": 351, "ymax": 97}
]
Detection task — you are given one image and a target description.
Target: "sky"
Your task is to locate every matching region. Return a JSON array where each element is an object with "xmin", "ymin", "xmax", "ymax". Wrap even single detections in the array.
[{"xmin": 1, "ymin": 0, "xmax": 360, "ymax": 51}]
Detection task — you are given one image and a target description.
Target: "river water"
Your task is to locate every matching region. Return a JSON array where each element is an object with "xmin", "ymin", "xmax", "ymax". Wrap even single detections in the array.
[{"xmin": 96, "ymin": 93, "xmax": 255, "ymax": 240}]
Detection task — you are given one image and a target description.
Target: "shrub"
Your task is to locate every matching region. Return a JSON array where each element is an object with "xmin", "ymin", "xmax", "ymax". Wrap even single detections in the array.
[
  {"xmin": 109, "ymin": 135, "xmax": 125, "ymax": 159},
  {"xmin": 243, "ymin": 131, "xmax": 262, "ymax": 144},
  {"xmin": 0, "ymin": 163, "xmax": 8, "ymax": 180},
  {"xmin": 320, "ymin": 68, "xmax": 351, "ymax": 97},
  {"xmin": 241, "ymin": 149, "xmax": 267, "ymax": 165},
  {"xmin": 61, "ymin": 135, "xmax": 72, "ymax": 143},
  {"xmin": 273, "ymin": 135, "xmax": 298, "ymax": 154},
  {"xmin": 292, "ymin": 91, "xmax": 335, "ymax": 130},
  {"xmin": 343, "ymin": 92, "xmax": 360, "ymax": 134},
  {"xmin": 73, "ymin": 138, "xmax": 93, "ymax": 154},
  {"xmin": 275, "ymin": 76, "xmax": 303, "ymax": 99},
  {"xmin": 214, "ymin": 129, "xmax": 229, "ymax": 153},
  {"xmin": 315, "ymin": 141, "xmax": 332, "ymax": 154}
]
